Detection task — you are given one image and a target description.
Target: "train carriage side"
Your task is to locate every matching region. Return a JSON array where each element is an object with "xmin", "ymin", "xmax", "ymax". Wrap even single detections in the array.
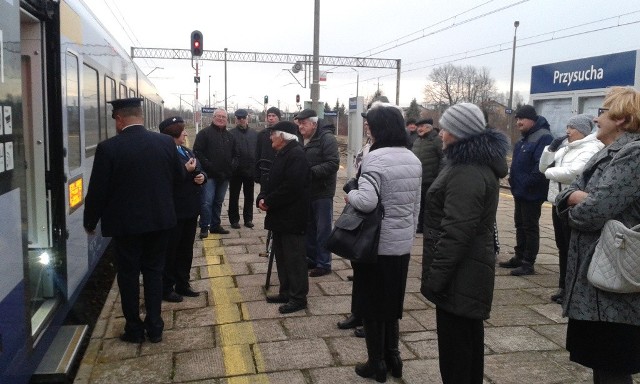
[{"xmin": 0, "ymin": 0, "xmax": 163, "ymax": 382}]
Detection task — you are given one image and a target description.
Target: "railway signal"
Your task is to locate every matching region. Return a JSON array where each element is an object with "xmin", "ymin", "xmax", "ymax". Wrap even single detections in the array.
[
  {"xmin": 191, "ymin": 30, "xmax": 203, "ymax": 57},
  {"xmin": 264, "ymin": 95, "xmax": 268, "ymax": 104}
]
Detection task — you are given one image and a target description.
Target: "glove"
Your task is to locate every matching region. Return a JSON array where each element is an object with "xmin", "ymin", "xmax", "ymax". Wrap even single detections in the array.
[
  {"xmin": 548, "ymin": 135, "xmax": 568, "ymax": 152},
  {"xmin": 342, "ymin": 178, "xmax": 358, "ymax": 194}
]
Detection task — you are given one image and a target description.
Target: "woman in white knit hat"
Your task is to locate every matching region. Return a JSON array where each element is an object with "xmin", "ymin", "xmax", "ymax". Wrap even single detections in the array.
[{"xmin": 539, "ymin": 114, "xmax": 603, "ymax": 304}]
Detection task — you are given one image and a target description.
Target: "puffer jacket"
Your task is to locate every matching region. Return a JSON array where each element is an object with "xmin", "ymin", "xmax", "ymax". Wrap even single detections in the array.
[
  {"xmin": 411, "ymin": 129, "xmax": 443, "ymax": 185},
  {"xmin": 539, "ymin": 133, "xmax": 603, "ymax": 203},
  {"xmin": 421, "ymin": 129, "xmax": 510, "ymax": 320},
  {"xmin": 347, "ymin": 147, "xmax": 422, "ymax": 256},
  {"xmin": 303, "ymin": 126, "xmax": 339, "ymax": 200},
  {"xmin": 229, "ymin": 125, "xmax": 257, "ymax": 178},
  {"xmin": 556, "ymin": 132, "xmax": 640, "ymax": 326},
  {"xmin": 509, "ymin": 117, "xmax": 553, "ymax": 201}
]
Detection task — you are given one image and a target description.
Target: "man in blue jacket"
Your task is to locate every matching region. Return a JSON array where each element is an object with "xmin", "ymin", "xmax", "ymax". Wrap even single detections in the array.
[{"xmin": 500, "ymin": 105, "xmax": 553, "ymax": 276}]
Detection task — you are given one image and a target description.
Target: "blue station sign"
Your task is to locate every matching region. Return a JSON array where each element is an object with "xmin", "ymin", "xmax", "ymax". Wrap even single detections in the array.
[{"xmin": 530, "ymin": 50, "xmax": 637, "ymax": 94}]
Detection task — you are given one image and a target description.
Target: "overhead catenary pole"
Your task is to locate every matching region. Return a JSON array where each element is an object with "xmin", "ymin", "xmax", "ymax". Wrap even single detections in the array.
[
  {"xmin": 508, "ymin": 21, "xmax": 520, "ymax": 136},
  {"xmin": 224, "ymin": 48, "xmax": 228, "ymax": 114},
  {"xmin": 310, "ymin": 0, "xmax": 320, "ymax": 112}
]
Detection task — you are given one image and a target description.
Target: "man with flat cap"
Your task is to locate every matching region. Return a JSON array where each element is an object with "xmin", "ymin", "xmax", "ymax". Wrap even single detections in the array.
[
  {"xmin": 258, "ymin": 121, "xmax": 310, "ymax": 314},
  {"xmin": 411, "ymin": 117, "xmax": 443, "ymax": 233},
  {"xmin": 84, "ymin": 98, "xmax": 185, "ymax": 344},
  {"xmin": 297, "ymin": 108, "xmax": 339, "ymax": 277},
  {"xmin": 228, "ymin": 109, "xmax": 258, "ymax": 229}
]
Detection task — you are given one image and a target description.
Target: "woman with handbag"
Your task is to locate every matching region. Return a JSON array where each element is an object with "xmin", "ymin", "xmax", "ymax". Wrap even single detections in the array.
[
  {"xmin": 555, "ymin": 87, "xmax": 640, "ymax": 384},
  {"xmin": 420, "ymin": 103, "xmax": 509, "ymax": 384},
  {"xmin": 539, "ymin": 114, "xmax": 603, "ymax": 304},
  {"xmin": 345, "ymin": 101, "xmax": 422, "ymax": 382}
]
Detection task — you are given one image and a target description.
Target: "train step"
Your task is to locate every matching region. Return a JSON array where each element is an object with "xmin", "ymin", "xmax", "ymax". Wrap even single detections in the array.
[{"xmin": 31, "ymin": 325, "xmax": 88, "ymax": 383}]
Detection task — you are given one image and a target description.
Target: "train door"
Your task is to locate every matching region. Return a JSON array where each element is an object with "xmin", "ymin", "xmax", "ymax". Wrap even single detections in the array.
[{"xmin": 20, "ymin": 10, "xmax": 60, "ymax": 340}]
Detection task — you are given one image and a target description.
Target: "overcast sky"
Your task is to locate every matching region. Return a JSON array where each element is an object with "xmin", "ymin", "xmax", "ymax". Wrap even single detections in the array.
[{"xmin": 82, "ymin": 0, "xmax": 640, "ymax": 112}]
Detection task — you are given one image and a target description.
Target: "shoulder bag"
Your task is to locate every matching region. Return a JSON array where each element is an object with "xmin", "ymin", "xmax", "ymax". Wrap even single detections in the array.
[
  {"xmin": 587, "ymin": 219, "xmax": 640, "ymax": 293},
  {"xmin": 325, "ymin": 173, "xmax": 384, "ymax": 263}
]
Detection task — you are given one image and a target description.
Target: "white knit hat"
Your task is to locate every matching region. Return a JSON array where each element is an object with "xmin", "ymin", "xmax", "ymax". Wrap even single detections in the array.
[{"xmin": 439, "ymin": 103, "xmax": 486, "ymax": 139}]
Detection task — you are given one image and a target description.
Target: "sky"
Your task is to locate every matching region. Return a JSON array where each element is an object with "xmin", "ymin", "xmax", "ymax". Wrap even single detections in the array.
[{"xmin": 81, "ymin": 0, "xmax": 640, "ymax": 112}]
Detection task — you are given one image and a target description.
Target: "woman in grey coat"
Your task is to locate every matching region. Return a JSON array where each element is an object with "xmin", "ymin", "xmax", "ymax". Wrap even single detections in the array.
[
  {"xmin": 556, "ymin": 87, "xmax": 640, "ymax": 384},
  {"xmin": 346, "ymin": 101, "xmax": 422, "ymax": 382}
]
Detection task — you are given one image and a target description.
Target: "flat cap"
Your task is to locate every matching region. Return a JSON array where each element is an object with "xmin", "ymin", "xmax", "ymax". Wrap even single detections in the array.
[
  {"xmin": 272, "ymin": 121, "xmax": 299, "ymax": 135},
  {"xmin": 107, "ymin": 97, "xmax": 143, "ymax": 111},
  {"xmin": 416, "ymin": 118, "xmax": 434, "ymax": 126},
  {"xmin": 234, "ymin": 109, "xmax": 248, "ymax": 118},
  {"xmin": 296, "ymin": 109, "xmax": 317, "ymax": 120}
]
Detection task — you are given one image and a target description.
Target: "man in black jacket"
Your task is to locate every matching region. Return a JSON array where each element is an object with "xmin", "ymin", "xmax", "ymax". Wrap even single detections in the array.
[
  {"xmin": 84, "ymin": 98, "xmax": 184, "ymax": 344},
  {"xmin": 254, "ymin": 106, "xmax": 281, "ymax": 190},
  {"xmin": 228, "ymin": 109, "xmax": 257, "ymax": 229},
  {"xmin": 257, "ymin": 121, "xmax": 310, "ymax": 314},
  {"xmin": 193, "ymin": 108, "xmax": 238, "ymax": 238},
  {"xmin": 297, "ymin": 109, "xmax": 340, "ymax": 277}
]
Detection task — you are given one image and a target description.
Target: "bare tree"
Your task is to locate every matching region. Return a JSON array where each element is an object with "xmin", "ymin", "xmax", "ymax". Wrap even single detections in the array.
[{"xmin": 424, "ymin": 64, "xmax": 497, "ymax": 107}]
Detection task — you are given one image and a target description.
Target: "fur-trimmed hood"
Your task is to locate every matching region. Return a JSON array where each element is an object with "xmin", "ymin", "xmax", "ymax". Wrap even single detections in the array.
[{"xmin": 444, "ymin": 128, "xmax": 510, "ymax": 178}]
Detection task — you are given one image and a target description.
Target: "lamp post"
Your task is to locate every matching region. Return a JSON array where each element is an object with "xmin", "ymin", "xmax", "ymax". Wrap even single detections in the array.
[
  {"xmin": 208, "ymin": 76, "xmax": 211, "ymax": 107},
  {"xmin": 507, "ymin": 20, "xmax": 520, "ymax": 135},
  {"xmin": 350, "ymin": 68, "xmax": 359, "ymax": 97}
]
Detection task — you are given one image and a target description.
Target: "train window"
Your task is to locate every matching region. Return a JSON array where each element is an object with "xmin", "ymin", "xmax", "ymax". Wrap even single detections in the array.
[
  {"xmin": 65, "ymin": 52, "xmax": 81, "ymax": 170},
  {"xmin": 119, "ymin": 83, "xmax": 127, "ymax": 98},
  {"xmin": 83, "ymin": 64, "xmax": 100, "ymax": 157},
  {"xmin": 129, "ymin": 89, "xmax": 136, "ymax": 98},
  {"xmin": 104, "ymin": 76, "xmax": 116, "ymax": 138}
]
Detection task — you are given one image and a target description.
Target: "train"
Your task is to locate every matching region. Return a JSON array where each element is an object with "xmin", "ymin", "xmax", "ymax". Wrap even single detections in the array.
[{"xmin": 0, "ymin": 0, "xmax": 163, "ymax": 382}]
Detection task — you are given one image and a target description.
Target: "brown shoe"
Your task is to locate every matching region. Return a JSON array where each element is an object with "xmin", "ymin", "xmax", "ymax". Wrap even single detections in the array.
[{"xmin": 309, "ymin": 267, "xmax": 331, "ymax": 277}]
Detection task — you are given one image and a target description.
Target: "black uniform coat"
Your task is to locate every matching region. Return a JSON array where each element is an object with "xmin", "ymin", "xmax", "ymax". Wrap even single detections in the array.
[
  {"xmin": 174, "ymin": 146, "xmax": 207, "ymax": 219},
  {"xmin": 84, "ymin": 125, "xmax": 183, "ymax": 236},
  {"xmin": 229, "ymin": 125, "xmax": 257, "ymax": 178},
  {"xmin": 257, "ymin": 140, "xmax": 310, "ymax": 234},
  {"xmin": 303, "ymin": 125, "xmax": 339, "ymax": 200}
]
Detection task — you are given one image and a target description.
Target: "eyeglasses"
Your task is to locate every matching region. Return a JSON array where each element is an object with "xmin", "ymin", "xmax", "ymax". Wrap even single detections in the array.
[
  {"xmin": 597, "ymin": 108, "xmax": 609, "ymax": 117},
  {"xmin": 214, "ymin": 115, "xmax": 226, "ymax": 119}
]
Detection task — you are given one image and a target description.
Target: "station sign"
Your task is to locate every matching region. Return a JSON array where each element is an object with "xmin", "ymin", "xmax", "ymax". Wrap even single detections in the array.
[
  {"xmin": 324, "ymin": 111, "xmax": 337, "ymax": 117},
  {"xmin": 348, "ymin": 97, "xmax": 358, "ymax": 111},
  {"xmin": 201, "ymin": 107, "xmax": 215, "ymax": 113},
  {"xmin": 530, "ymin": 50, "xmax": 636, "ymax": 94}
]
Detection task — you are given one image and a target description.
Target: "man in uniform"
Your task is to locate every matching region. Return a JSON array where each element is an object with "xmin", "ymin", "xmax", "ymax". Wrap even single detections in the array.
[{"xmin": 84, "ymin": 98, "xmax": 183, "ymax": 343}]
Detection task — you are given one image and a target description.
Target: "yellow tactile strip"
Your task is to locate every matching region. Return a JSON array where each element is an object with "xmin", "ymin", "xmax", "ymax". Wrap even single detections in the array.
[{"xmin": 203, "ymin": 235, "xmax": 268, "ymax": 381}]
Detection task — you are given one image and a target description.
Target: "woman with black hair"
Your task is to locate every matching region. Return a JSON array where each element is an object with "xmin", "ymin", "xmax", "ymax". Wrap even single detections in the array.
[{"xmin": 345, "ymin": 101, "xmax": 422, "ymax": 382}]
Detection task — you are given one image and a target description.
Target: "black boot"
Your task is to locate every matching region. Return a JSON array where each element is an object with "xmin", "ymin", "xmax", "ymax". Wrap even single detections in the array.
[
  {"xmin": 384, "ymin": 320, "xmax": 402, "ymax": 378},
  {"xmin": 355, "ymin": 320, "xmax": 387, "ymax": 383}
]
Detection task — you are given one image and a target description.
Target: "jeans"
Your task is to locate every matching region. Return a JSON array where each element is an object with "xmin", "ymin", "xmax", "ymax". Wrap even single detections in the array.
[
  {"xmin": 200, "ymin": 178, "xmax": 229, "ymax": 229},
  {"xmin": 513, "ymin": 197, "xmax": 543, "ymax": 265},
  {"xmin": 228, "ymin": 172, "xmax": 255, "ymax": 225},
  {"xmin": 306, "ymin": 197, "xmax": 333, "ymax": 270}
]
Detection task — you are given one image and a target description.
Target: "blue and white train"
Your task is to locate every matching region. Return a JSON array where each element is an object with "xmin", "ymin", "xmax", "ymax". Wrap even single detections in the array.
[{"xmin": 0, "ymin": 0, "xmax": 163, "ymax": 382}]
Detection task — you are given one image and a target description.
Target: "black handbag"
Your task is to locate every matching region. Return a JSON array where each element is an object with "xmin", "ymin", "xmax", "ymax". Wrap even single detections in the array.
[{"xmin": 325, "ymin": 173, "xmax": 384, "ymax": 263}]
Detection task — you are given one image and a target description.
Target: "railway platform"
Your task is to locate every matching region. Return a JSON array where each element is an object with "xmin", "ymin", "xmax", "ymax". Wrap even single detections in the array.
[{"xmin": 74, "ymin": 165, "xmax": 640, "ymax": 384}]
